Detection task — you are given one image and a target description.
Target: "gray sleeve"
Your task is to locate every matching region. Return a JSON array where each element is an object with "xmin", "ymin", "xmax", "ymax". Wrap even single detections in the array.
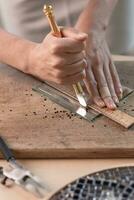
[
  {"xmin": 0, "ymin": 0, "xmax": 88, "ymax": 42},
  {"xmin": 0, "ymin": 0, "xmax": 48, "ymax": 42}
]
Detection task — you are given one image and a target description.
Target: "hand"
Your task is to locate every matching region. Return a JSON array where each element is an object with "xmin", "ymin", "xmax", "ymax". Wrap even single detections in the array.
[
  {"xmin": 84, "ymin": 32, "xmax": 123, "ymax": 109},
  {"xmin": 27, "ymin": 27, "xmax": 88, "ymax": 84}
]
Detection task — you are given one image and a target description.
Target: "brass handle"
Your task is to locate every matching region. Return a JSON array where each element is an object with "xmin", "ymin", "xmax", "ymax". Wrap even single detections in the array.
[
  {"xmin": 43, "ymin": 5, "xmax": 61, "ymax": 37},
  {"xmin": 43, "ymin": 5, "xmax": 87, "ymax": 107}
]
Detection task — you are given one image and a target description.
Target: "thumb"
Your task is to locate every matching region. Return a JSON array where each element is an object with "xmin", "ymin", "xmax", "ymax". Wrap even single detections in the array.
[{"xmin": 60, "ymin": 27, "xmax": 88, "ymax": 41}]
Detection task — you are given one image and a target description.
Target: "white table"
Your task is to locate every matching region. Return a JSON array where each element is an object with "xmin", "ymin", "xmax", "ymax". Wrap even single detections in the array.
[{"xmin": 0, "ymin": 159, "xmax": 134, "ymax": 200}]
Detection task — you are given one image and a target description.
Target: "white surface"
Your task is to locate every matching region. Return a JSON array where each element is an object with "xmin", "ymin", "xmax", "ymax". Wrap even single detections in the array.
[
  {"xmin": 0, "ymin": 159, "xmax": 134, "ymax": 200},
  {"xmin": 107, "ymin": 0, "xmax": 134, "ymax": 54},
  {"xmin": 112, "ymin": 54, "xmax": 134, "ymax": 62}
]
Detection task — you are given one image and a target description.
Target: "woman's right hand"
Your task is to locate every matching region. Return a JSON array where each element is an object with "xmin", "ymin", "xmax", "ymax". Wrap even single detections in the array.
[{"xmin": 27, "ymin": 27, "xmax": 88, "ymax": 84}]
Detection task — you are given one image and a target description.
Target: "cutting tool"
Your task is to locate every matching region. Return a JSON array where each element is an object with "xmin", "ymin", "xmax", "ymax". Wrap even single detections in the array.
[
  {"xmin": 0, "ymin": 136, "xmax": 47, "ymax": 198},
  {"xmin": 43, "ymin": 4, "xmax": 88, "ymax": 108}
]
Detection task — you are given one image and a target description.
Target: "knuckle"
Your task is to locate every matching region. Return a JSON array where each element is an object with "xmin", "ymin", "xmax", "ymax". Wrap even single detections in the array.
[
  {"xmin": 106, "ymin": 77, "xmax": 112, "ymax": 83},
  {"xmin": 52, "ymin": 58, "xmax": 63, "ymax": 69},
  {"xmin": 57, "ymin": 58, "xmax": 65, "ymax": 66},
  {"xmin": 56, "ymin": 78, "xmax": 64, "ymax": 85},
  {"xmin": 52, "ymin": 62, "xmax": 59, "ymax": 69},
  {"xmin": 76, "ymin": 63, "xmax": 83, "ymax": 71},
  {"xmin": 92, "ymin": 60, "xmax": 103, "ymax": 70},
  {"xmin": 112, "ymin": 70, "xmax": 118, "ymax": 78},
  {"xmin": 94, "ymin": 66, "xmax": 103, "ymax": 73},
  {"xmin": 80, "ymin": 42, "xmax": 85, "ymax": 50},
  {"xmin": 50, "ymin": 43, "xmax": 61, "ymax": 53},
  {"xmin": 103, "ymin": 96, "xmax": 112, "ymax": 102},
  {"xmin": 81, "ymin": 59, "xmax": 87, "ymax": 69},
  {"xmin": 104, "ymin": 60, "xmax": 109, "ymax": 67},
  {"xmin": 110, "ymin": 87, "xmax": 116, "ymax": 96},
  {"xmin": 109, "ymin": 59, "xmax": 114, "ymax": 66},
  {"xmin": 78, "ymin": 51, "xmax": 84, "ymax": 59},
  {"xmin": 55, "ymin": 70, "xmax": 63, "ymax": 79},
  {"xmin": 99, "ymin": 81, "xmax": 107, "ymax": 88},
  {"xmin": 116, "ymin": 87, "xmax": 122, "ymax": 94},
  {"xmin": 78, "ymin": 73, "xmax": 84, "ymax": 80},
  {"xmin": 76, "ymin": 42, "xmax": 85, "ymax": 52},
  {"xmin": 89, "ymin": 80, "xmax": 97, "ymax": 88}
]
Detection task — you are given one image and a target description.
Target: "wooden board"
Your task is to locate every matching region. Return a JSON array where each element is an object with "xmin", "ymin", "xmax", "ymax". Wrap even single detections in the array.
[{"xmin": 0, "ymin": 61, "xmax": 134, "ymax": 159}]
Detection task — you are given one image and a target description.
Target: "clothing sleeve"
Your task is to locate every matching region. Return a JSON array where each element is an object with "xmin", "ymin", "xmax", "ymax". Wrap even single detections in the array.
[{"xmin": 0, "ymin": 0, "xmax": 88, "ymax": 42}]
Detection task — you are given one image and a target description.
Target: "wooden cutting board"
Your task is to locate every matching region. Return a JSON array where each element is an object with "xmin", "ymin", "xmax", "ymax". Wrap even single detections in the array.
[{"xmin": 0, "ymin": 61, "xmax": 134, "ymax": 159}]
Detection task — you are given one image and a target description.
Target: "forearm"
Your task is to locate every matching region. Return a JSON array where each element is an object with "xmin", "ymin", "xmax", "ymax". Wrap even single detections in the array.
[
  {"xmin": 0, "ymin": 29, "xmax": 35, "ymax": 72},
  {"xmin": 75, "ymin": 0, "xmax": 118, "ymax": 33}
]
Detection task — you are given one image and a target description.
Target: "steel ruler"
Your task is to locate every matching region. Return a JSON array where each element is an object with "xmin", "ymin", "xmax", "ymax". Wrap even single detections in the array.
[
  {"xmin": 33, "ymin": 83, "xmax": 134, "ymax": 128},
  {"xmin": 33, "ymin": 83, "xmax": 100, "ymax": 122}
]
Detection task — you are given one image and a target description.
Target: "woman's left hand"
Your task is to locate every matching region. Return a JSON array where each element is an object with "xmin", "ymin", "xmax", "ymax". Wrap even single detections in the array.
[{"xmin": 84, "ymin": 31, "xmax": 123, "ymax": 109}]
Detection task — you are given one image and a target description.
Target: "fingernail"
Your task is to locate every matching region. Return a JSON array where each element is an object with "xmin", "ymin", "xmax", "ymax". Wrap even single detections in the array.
[
  {"xmin": 118, "ymin": 88, "xmax": 123, "ymax": 100},
  {"xmin": 109, "ymin": 102, "xmax": 117, "ymax": 110},
  {"xmin": 119, "ymin": 87, "xmax": 123, "ymax": 93},
  {"xmin": 105, "ymin": 99, "xmax": 117, "ymax": 110},
  {"xmin": 97, "ymin": 100, "xmax": 105, "ymax": 108},
  {"xmin": 94, "ymin": 97, "xmax": 105, "ymax": 108},
  {"xmin": 82, "ymin": 69, "xmax": 86, "ymax": 78},
  {"xmin": 118, "ymin": 93, "xmax": 123, "ymax": 100},
  {"xmin": 78, "ymin": 33, "xmax": 88, "ymax": 39},
  {"xmin": 113, "ymin": 97, "xmax": 119, "ymax": 104}
]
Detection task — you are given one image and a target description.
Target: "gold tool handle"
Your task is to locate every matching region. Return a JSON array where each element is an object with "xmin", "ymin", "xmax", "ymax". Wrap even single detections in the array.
[
  {"xmin": 43, "ymin": 5, "xmax": 86, "ymax": 107},
  {"xmin": 43, "ymin": 5, "xmax": 61, "ymax": 37}
]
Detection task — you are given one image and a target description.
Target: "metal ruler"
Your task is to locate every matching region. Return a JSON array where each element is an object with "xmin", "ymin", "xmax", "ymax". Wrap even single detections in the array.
[
  {"xmin": 33, "ymin": 83, "xmax": 100, "ymax": 122},
  {"xmin": 33, "ymin": 83, "xmax": 134, "ymax": 128}
]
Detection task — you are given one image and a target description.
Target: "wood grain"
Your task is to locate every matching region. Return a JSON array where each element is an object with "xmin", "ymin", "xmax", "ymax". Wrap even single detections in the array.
[{"xmin": 0, "ymin": 61, "xmax": 134, "ymax": 159}]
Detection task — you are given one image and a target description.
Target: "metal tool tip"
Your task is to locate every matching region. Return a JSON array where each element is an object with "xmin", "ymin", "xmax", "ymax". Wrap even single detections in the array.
[
  {"xmin": 77, "ymin": 95, "xmax": 87, "ymax": 107},
  {"xmin": 76, "ymin": 107, "xmax": 87, "ymax": 117}
]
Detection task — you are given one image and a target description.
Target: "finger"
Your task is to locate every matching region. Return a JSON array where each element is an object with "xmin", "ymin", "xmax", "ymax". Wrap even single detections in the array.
[
  {"xmin": 63, "ymin": 70, "xmax": 86, "ymax": 84},
  {"xmin": 104, "ymin": 63, "xmax": 119, "ymax": 104},
  {"xmin": 60, "ymin": 27, "xmax": 88, "ymax": 41},
  {"xmin": 58, "ymin": 52, "xmax": 85, "ymax": 66},
  {"xmin": 99, "ymin": 86, "xmax": 117, "ymax": 110},
  {"xmin": 102, "ymin": 50, "xmax": 119, "ymax": 104},
  {"xmin": 83, "ymin": 58, "xmax": 88, "ymax": 69},
  {"xmin": 65, "ymin": 59, "xmax": 87, "ymax": 74},
  {"xmin": 84, "ymin": 61, "xmax": 105, "ymax": 107},
  {"xmin": 53, "ymin": 59, "xmax": 87, "ymax": 78},
  {"xmin": 109, "ymin": 60, "xmax": 123, "ymax": 100},
  {"xmin": 46, "ymin": 33, "xmax": 85, "ymax": 53},
  {"xmin": 51, "ymin": 52, "xmax": 85, "ymax": 70},
  {"xmin": 92, "ymin": 52, "xmax": 116, "ymax": 109},
  {"xmin": 103, "ymin": 41, "xmax": 123, "ymax": 100}
]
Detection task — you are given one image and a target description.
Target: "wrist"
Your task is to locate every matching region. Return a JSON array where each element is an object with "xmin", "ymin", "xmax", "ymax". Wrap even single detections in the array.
[
  {"xmin": 75, "ymin": 0, "xmax": 113, "ymax": 35},
  {"xmin": 75, "ymin": 24, "xmax": 106, "ymax": 52},
  {"xmin": 0, "ymin": 29, "xmax": 37, "ymax": 74},
  {"xmin": 75, "ymin": 18, "xmax": 108, "ymax": 36},
  {"xmin": 24, "ymin": 41, "xmax": 37, "ymax": 74}
]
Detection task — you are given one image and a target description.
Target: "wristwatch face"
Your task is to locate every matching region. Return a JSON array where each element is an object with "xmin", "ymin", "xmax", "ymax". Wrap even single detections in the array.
[{"xmin": 49, "ymin": 166, "xmax": 134, "ymax": 200}]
